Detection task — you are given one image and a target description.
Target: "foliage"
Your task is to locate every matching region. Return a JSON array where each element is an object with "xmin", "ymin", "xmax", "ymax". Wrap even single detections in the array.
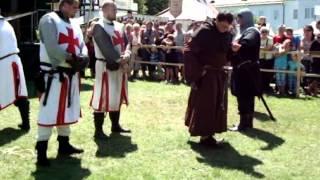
[
  {"xmin": 145, "ymin": 0, "xmax": 169, "ymax": 15},
  {"xmin": 134, "ymin": 0, "xmax": 147, "ymax": 14}
]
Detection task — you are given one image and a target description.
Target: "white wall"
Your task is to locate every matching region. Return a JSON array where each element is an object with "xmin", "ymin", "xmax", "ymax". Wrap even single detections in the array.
[
  {"xmin": 216, "ymin": 0, "xmax": 320, "ymax": 31},
  {"xmin": 284, "ymin": 0, "xmax": 320, "ymax": 29},
  {"xmin": 114, "ymin": 0, "xmax": 138, "ymax": 11},
  {"xmin": 217, "ymin": 4, "xmax": 283, "ymax": 30},
  {"xmin": 284, "ymin": 0, "xmax": 299, "ymax": 29},
  {"xmin": 296, "ymin": 0, "xmax": 319, "ymax": 29}
]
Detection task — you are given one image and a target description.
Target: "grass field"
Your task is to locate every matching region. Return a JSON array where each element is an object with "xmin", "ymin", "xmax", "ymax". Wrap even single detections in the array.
[{"xmin": 0, "ymin": 78, "xmax": 320, "ymax": 180}]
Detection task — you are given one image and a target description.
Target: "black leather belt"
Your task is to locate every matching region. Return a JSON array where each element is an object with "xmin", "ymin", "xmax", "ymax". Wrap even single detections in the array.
[
  {"xmin": 40, "ymin": 62, "xmax": 76, "ymax": 107},
  {"xmin": 0, "ymin": 53, "xmax": 18, "ymax": 61}
]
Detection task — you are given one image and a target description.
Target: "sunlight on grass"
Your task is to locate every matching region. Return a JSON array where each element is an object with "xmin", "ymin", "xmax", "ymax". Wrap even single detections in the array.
[{"xmin": 0, "ymin": 79, "xmax": 319, "ymax": 179}]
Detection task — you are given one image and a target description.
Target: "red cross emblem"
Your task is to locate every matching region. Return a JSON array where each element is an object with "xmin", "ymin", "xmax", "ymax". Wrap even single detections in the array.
[
  {"xmin": 58, "ymin": 27, "xmax": 80, "ymax": 54},
  {"xmin": 112, "ymin": 31, "xmax": 125, "ymax": 52}
]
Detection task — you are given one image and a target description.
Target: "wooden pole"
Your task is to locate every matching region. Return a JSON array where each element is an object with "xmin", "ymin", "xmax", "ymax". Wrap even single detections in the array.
[{"xmin": 296, "ymin": 66, "xmax": 301, "ymax": 97}]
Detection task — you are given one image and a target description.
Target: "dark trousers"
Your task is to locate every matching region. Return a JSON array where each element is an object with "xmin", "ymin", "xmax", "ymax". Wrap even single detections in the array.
[
  {"xmin": 237, "ymin": 95, "xmax": 255, "ymax": 115},
  {"xmin": 95, "ymin": 111, "xmax": 120, "ymax": 122},
  {"xmin": 140, "ymin": 48, "xmax": 155, "ymax": 75}
]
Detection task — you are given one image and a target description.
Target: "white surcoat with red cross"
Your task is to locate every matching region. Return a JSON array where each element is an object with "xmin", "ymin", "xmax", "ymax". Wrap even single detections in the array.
[
  {"xmin": 90, "ymin": 18, "xmax": 129, "ymax": 112},
  {"xmin": 0, "ymin": 18, "xmax": 28, "ymax": 110},
  {"xmin": 38, "ymin": 12, "xmax": 87, "ymax": 126}
]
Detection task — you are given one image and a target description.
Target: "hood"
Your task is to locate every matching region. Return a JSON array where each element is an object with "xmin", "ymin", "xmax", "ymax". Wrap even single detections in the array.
[{"xmin": 238, "ymin": 8, "xmax": 254, "ymax": 34}]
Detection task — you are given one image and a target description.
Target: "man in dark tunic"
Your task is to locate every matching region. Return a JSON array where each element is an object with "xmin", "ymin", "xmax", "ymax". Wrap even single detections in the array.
[
  {"xmin": 229, "ymin": 9, "xmax": 262, "ymax": 131},
  {"xmin": 184, "ymin": 12, "xmax": 234, "ymax": 147}
]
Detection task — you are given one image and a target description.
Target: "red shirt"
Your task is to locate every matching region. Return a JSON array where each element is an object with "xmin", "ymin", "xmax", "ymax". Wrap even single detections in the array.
[{"xmin": 273, "ymin": 35, "xmax": 288, "ymax": 44}]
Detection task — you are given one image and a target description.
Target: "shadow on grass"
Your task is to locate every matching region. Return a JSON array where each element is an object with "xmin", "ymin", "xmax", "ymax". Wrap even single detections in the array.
[
  {"xmin": 254, "ymin": 111, "xmax": 274, "ymax": 121},
  {"xmin": 31, "ymin": 157, "xmax": 91, "ymax": 180},
  {"xmin": 188, "ymin": 141, "xmax": 265, "ymax": 178},
  {"xmin": 266, "ymin": 93, "xmax": 307, "ymax": 100},
  {"xmin": 0, "ymin": 128, "xmax": 27, "ymax": 147},
  {"xmin": 94, "ymin": 133, "xmax": 138, "ymax": 158},
  {"xmin": 241, "ymin": 128, "xmax": 285, "ymax": 151}
]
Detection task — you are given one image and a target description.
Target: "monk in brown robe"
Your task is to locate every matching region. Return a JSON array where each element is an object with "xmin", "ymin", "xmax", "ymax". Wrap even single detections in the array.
[{"xmin": 184, "ymin": 12, "xmax": 234, "ymax": 147}]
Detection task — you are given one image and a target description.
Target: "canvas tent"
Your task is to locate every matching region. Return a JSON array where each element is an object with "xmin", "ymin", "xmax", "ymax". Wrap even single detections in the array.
[{"xmin": 158, "ymin": 0, "xmax": 218, "ymax": 21}]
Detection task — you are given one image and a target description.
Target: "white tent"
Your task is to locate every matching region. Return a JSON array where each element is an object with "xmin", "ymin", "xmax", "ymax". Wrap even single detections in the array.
[
  {"xmin": 159, "ymin": 10, "xmax": 176, "ymax": 21},
  {"xmin": 176, "ymin": 0, "xmax": 218, "ymax": 21},
  {"xmin": 158, "ymin": 0, "xmax": 218, "ymax": 21}
]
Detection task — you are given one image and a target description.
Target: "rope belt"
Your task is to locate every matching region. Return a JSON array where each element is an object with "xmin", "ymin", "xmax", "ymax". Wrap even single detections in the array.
[
  {"xmin": 203, "ymin": 65, "xmax": 227, "ymax": 110},
  {"xmin": 236, "ymin": 60, "xmax": 252, "ymax": 69}
]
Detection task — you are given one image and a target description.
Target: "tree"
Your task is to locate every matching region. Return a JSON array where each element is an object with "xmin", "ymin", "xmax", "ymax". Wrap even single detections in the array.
[
  {"xmin": 145, "ymin": 0, "xmax": 169, "ymax": 15},
  {"xmin": 134, "ymin": 0, "xmax": 147, "ymax": 14}
]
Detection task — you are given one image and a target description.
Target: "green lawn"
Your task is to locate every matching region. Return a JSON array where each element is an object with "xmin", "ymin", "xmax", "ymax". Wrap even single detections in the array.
[{"xmin": 0, "ymin": 79, "xmax": 319, "ymax": 180}]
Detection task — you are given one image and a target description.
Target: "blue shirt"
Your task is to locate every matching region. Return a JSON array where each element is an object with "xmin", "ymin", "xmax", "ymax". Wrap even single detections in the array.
[{"xmin": 275, "ymin": 54, "xmax": 288, "ymax": 69}]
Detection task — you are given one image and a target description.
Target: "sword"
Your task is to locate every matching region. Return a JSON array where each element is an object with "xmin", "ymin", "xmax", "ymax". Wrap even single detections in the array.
[
  {"xmin": 43, "ymin": 74, "xmax": 54, "ymax": 106},
  {"xmin": 258, "ymin": 95, "xmax": 276, "ymax": 121}
]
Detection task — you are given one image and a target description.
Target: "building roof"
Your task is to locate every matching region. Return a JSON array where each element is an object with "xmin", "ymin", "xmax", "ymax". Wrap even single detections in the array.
[{"xmin": 212, "ymin": 0, "xmax": 284, "ymax": 8}]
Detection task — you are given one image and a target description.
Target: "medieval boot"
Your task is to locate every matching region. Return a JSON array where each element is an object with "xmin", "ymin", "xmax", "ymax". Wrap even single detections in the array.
[
  {"xmin": 93, "ymin": 112, "xmax": 108, "ymax": 139},
  {"xmin": 246, "ymin": 113, "xmax": 254, "ymax": 129},
  {"xmin": 229, "ymin": 114, "xmax": 248, "ymax": 132},
  {"xmin": 15, "ymin": 98, "xmax": 30, "ymax": 131},
  {"xmin": 110, "ymin": 112, "xmax": 131, "ymax": 133},
  {"xmin": 57, "ymin": 136, "xmax": 84, "ymax": 156},
  {"xmin": 35, "ymin": 141, "xmax": 50, "ymax": 167}
]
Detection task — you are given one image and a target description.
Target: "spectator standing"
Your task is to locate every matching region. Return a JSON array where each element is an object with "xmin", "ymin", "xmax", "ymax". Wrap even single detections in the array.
[
  {"xmin": 273, "ymin": 25, "xmax": 287, "ymax": 44},
  {"xmin": 259, "ymin": 27, "xmax": 274, "ymax": 93},
  {"xmin": 274, "ymin": 39, "xmax": 291, "ymax": 95},
  {"xmin": 141, "ymin": 21, "xmax": 156, "ymax": 79},
  {"xmin": 308, "ymin": 33, "xmax": 320, "ymax": 96}
]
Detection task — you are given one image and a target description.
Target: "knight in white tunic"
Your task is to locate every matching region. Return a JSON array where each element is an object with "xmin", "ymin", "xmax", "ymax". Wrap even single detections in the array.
[
  {"xmin": 0, "ymin": 15, "xmax": 30, "ymax": 131},
  {"xmin": 90, "ymin": 1, "xmax": 131, "ymax": 139},
  {"xmin": 35, "ymin": 0, "xmax": 88, "ymax": 167}
]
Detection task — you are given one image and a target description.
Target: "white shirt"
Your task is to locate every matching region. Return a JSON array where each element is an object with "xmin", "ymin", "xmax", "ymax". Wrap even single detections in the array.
[{"xmin": 260, "ymin": 37, "xmax": 274, "ymax": 60}]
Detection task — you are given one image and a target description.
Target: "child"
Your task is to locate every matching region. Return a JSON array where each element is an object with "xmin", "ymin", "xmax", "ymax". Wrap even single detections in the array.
[
  {"xmin": 162, "ymin": 34, "xmax": 178, "ymax": 84},
  {"xmin": 274, "ymin": 39, "xmax": 291, "ymax": 95},
  {"xmin": 149, "ymin": 45, "xmax": 165, "ymax": 81},
  {"xmin": 150, "ymin": 44, "xmax": 160, "ymax": 63},
  {"xmin": 288, "ymin": 52, "xmax": 304, "ymax": 96}
]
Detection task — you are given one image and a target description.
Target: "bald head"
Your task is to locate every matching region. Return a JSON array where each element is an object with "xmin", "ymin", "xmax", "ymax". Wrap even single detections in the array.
[
  {"xmin": 102, "ymin": 1, "xmax": 117, "ymax": 21},
  {"xmin": 102, "ymin": 1, "xmax": 116, "ymax": 8}
]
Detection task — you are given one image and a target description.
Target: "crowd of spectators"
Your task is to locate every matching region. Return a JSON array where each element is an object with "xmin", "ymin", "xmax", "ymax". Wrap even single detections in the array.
[
  {"xmin": 258, "ymin": 18, "xmax": 320, "ymax": 96},
  {"xmin": 84, "ymin": 11, "xmax": 320, "ymax": 96}
]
